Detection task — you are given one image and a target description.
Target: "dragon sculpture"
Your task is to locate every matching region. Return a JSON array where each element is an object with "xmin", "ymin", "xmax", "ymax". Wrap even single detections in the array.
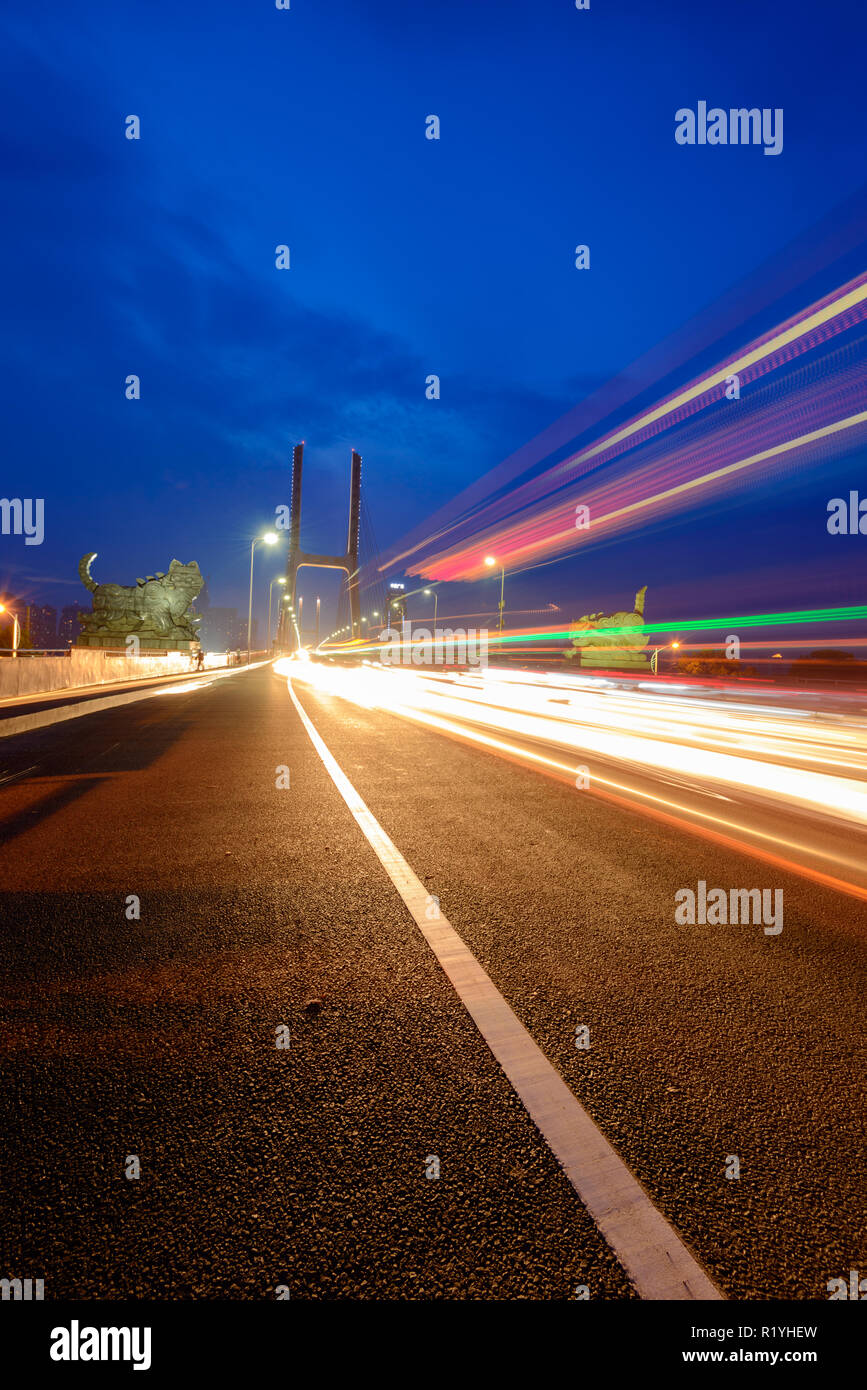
[
  {"xmin": 569, "ymin": 585, "xmax": 649, "ymax": 651},
  {"xmin": 77, "ymin": 553, "xmax": 203, "ymax": 647}
]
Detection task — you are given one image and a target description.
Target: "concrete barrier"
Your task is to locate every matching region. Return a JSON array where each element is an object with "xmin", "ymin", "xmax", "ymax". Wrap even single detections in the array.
[{"xmin": 0, "ymin": 649, "xmax": 220, "ymax": 700}]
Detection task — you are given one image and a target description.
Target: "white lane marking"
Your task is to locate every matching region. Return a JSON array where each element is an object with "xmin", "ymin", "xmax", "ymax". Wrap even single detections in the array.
[
  {"xmin": 0, "ymin": 663, "xmax": 271, "ymax": 740},
  {"xmin": 0, "ymin": 764, "xmax": 39, "ymax": 786},
  {"xmin": 288, "ymin": 677, "xmax": 723, "ymax": 1302}
]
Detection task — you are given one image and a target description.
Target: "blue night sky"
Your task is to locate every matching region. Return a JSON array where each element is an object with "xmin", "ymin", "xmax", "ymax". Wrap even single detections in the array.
[{"xmin": 2, "ymin": 0, "xmax": 866, "ymax": 635}]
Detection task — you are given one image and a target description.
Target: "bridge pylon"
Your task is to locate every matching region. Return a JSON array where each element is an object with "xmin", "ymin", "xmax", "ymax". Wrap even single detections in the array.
[{"xmin": 282, "ymin": 442, "xmax": 362, "ymax": 649}]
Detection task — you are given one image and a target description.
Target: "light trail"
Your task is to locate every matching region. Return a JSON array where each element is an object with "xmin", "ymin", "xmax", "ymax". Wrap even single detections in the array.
[
  {"xmin": 376, "ymin": 267, "xmax": 867, "ymax": 583},
  {"xmin": 414, "ymin": 405, "xmax": 867, "ymax": 580},
  {"xmin": 278, "ymin": 658, "xmax": 867, "ymax": 900},
  {"xmin": 320, "ymin": 602, "xmax": 867, "ymax": 657}
]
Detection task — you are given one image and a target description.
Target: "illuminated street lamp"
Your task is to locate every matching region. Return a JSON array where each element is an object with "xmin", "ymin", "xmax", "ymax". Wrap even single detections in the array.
[
  {"xmin": 484, "ymin": 556, "xmax": 505, "ymax": 633},
  {"xmin": 651, "ymin": 639, "xmax": 681, "ymax": 676},
  {"xmin": 0, "ymin": 602, "xmax": 20, "ymax": 658},
  {"xmin": 248, "ymin": 531, "xmax": 279, "ymax": 663},
  {"xmin": 268, "ymin": 575, "xmax": 287, "ymax": 650},
  {"xmin": 284, "ymin": 593, "xmax": 299, "ymax": 648},
  {"xmin": 423, "ymin": 587, "xmax": 438, "ymax": 627},
  {"xmin": 279, "ymin": 590, "xmax": 294, "ymax": 649}
]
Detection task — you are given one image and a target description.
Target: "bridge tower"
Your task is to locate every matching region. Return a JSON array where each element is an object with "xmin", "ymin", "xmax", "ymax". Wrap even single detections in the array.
[{"xmin": 282, "ymin": 442, "xmax": 362, "ymax": 648}]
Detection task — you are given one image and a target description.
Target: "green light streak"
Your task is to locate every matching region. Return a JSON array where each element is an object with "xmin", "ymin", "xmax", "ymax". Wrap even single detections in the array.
[
  {"xmin": 322, "ymin": 604, "xmax": 867, "ymax": 654},
  {"xmin": 490, "ymin": 604, "xmax": 867, "ymax": 645}
]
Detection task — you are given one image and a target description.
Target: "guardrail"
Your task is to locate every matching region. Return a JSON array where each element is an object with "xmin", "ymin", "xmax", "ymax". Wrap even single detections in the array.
[
  {"xmin": 0, "ymin": 648, "xmax": 273, "ymax": 662},
  {"xmin": 0, "ymin": 648, "xmax": 71, "ymax": 657}
]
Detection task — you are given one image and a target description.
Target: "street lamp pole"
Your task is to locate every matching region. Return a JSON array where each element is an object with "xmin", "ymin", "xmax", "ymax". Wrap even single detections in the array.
[
  {"xmin": 268, "ymin": 576, "xmax": 286, "ymax": 650},
  {"xmin": 484, "ymin": 557, "xmax": 505, "ymax": 633},
  {"xmin": 498, "ymin": 567, "xmax": 505, "ymax": 633},
  {"xmin": 248, "ymin": 532, "xmax": 278, "ymax": 664},
  {"xmin": 0, "ymin": 603, "xmax": 20, "ymax": 658},
  {"xmin": 652, "ymin": 641, "xmax": 680, "ymax": 675},
  {"xmin": 247, "ymin": 544, "xmax": 256, "ymax": 664}
]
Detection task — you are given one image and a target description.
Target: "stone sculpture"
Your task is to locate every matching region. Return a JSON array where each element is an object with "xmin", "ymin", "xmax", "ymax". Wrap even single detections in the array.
[
  {"xmin": 569, "ymin": 586, "xmax": 649, "ymax": 649},
  {"xmin": 77, "ymin": 553, "xmax": 203, "ymax": 650},
  {"xmin": 567, "ymin": 586, "xmax": 650, "ymax": 669}
]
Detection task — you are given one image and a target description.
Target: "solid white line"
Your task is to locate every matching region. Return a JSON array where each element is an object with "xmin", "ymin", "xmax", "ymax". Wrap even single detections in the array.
[{"xmin": 287, "ymin": 677, "xmax": 723, "ymax": 1301}]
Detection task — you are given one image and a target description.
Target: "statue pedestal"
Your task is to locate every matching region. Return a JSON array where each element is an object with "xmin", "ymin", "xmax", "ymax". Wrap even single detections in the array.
[
  {"xmin": 76, "ymin": 636, "xmax": 199, "ymax": 652},
  {"xmin": 572, "ymin": 648, "xmax": 651, "ymax": 672}
]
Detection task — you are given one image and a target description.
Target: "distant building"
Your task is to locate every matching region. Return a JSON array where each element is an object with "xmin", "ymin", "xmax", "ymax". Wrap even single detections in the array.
[
  {"xmin": 59, "ymin": 602, "xmax": 86, "ymax": 646},
  {"xmin": 387, "ymin": 581, "xmax": 408, "ymax": 626},
  {"xmin": 198, "ymin": 606, "xmax": 247, "ymax": 651},
  {"xmin": 24, "ymin": 604, "xmax": 58, "ymax": 649}
]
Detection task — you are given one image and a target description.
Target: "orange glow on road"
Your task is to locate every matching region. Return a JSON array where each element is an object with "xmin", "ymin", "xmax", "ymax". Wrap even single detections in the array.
[{"xmin": 278, "ymin": 659, "xmax": 867, "ymax": 900}]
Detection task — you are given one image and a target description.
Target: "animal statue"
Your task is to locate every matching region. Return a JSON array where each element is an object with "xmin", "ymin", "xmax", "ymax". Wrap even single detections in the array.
[
  {"xmin": 569, "ymin": 586, "xmax": 649, "ymax": 650},
  {"xmin": 77, "ymin": 553, "xmax": 203, "ymax": 643}
]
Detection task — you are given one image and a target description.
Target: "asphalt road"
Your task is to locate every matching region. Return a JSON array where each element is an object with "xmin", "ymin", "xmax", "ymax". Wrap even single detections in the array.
[{"xmin": 0, "ymin": 663, "xmax": 863, "ymax": 1299}]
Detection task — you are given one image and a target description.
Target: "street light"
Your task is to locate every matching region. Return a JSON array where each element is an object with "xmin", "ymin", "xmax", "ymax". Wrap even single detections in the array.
[
  {"xmin": 280, "ymin": 594, "xmax": 292, "ymax": 649},
  {"xmin": 0, "ymin": 602, "xmax": 20, "ymax": 658},
  {"xmin": 423, "ymin": 587, "xmax": 438, "ymax": 627},
  {"xmin": 268, "ymin": 575, "xmax": 287, "ymax": 650},
  {"xmin": 248, "ymin": 531, "xmax": 279, "ymax": 663},
  {"xmin": 651, "ymin": 640, "xmax": 681, "ymax": 675},
  {"xmin": 484, "ymin": 556, "xmax": 505, "ymax": 633}
]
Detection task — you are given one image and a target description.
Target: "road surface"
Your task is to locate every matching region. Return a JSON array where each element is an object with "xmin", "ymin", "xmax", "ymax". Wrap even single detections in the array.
[{"xmin": 0, "ymin": 662, "xmax": 863, "ymax": 1299}]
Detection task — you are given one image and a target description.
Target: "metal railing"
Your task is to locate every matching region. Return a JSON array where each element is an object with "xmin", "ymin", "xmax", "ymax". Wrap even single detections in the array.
[
  {"xmin": 0, "ymin": 647, "xmax": 71, "ymax": 657},
  {"xmin": 0, "ymin": 646, "xmax": 273, "ymax": 663}
]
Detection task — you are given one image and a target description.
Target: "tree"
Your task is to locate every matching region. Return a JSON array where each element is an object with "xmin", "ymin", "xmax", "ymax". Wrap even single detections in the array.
[
  {"xmin": 676, "ymin": 648, "xmax": 759, "ymax": 679},
  {"xmin": 787, "ymin": 650, "xmax": 866, "ymax": 684}
]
